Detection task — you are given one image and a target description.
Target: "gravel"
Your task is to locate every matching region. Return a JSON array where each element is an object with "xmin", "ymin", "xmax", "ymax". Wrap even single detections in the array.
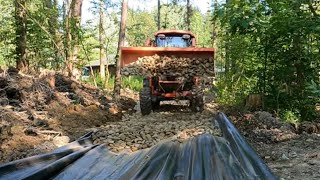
[{"xmin": 92, "ymin": 109, "xmax": 220, "ymax": 153}]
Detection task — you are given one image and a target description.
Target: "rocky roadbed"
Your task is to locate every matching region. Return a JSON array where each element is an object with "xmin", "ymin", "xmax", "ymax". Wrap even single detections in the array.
[{"xmin": 92, "ymin": 106, "xmax": 221, "ymax": 153}]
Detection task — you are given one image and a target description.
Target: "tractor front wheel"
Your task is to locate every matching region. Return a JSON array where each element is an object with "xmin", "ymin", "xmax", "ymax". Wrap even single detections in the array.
[{"xmin": 139, "ymin": 87, "xmax": 152, "ymax": 115}]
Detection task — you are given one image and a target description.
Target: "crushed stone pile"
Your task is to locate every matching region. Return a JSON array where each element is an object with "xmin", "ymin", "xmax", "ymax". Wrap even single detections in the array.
[
  {"xmin": 92, "ymin": 110, "xmax": 221, "ymax": 153},
  {"xmin": 121, "ymin": 54, "xmax": 215, "ymax": 78}
]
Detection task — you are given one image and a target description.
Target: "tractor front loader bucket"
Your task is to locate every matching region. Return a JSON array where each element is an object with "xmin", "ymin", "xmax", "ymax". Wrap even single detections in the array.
[{"xmin": 120, "ymin": 47, "xmax": 215, "ymax": 67}]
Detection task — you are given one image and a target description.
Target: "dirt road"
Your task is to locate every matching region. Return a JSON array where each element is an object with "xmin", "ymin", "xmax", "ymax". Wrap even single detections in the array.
[{"xmin": 92, "ymin": 101, "xmax": 220, "ymax": 153}]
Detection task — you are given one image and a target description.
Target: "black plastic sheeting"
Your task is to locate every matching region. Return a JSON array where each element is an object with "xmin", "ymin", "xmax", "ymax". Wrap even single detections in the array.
[{"xmin": 0, "ymin": 112, "xmax": 278, "ymax": 180}]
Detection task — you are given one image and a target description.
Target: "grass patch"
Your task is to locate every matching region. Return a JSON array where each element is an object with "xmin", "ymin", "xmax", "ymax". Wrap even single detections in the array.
[
  {"xmin": 82, "ymin": 75, "xmax": 143, "ymax": 92},
  {"xmin": 121, "ymin": 76, "xmax": 143, "ymax": 92}
]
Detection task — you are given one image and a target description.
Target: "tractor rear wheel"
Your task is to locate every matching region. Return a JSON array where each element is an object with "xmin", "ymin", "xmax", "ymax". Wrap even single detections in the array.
[
  {"xmin": 190, "ymin": 93, "xmax": 204, "ymax": 113},
  {"xmin": 139, "ymin": 87, "xmax": 152, "ymax": 115}
]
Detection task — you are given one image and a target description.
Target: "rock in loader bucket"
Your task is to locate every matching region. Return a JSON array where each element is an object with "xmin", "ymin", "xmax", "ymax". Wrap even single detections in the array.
[{"xmin": 120, "ymin": 47, "xmax": 214, "ymax": 67}]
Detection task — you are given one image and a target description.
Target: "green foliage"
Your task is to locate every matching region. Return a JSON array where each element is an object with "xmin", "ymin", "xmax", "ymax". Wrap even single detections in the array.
[
  {"xmin": 214, "ymin": 0, "xmax": 320, "ymax": 121},
  {"xmin": 80, "ymin": 7, "xmax": 120, "ymax": 64},
  {"xmin": 0, "ymin": 0, "xmax": 15, "ymax": 66},
  {"xmin": 304, "ymin": 80, "xmax": 320, "ymax": 119},
  {"xmin": 121, "ymin": 76, "xmax": 143, "ymax": 92},
  {"xmin": 127, "ymin": 9, "xmax": 157, "ymax": 46},
  {"xmin": 78, "ymin": 24, "xmax": 100, "ymax": 66},
  {"xmin": 87, "ymin": 75, "xmax": 107, "ymax": 88},
  {"xmin": 160, "ymin": 3, "xmax": 186, "ymax": 30},
  {"xmin": 216, "ymin": 72, "xmax": 259, "ymax": 107},
  {"xmin": 127, "ymin": 5, "xmax": 213, "ymax": 48},
  {"xmin": 190, "ymin": 11, "xmax": 212, "ymax": 47},
  {"xmin": 280, "ymin": 110, "xmax": 301, "ymax": 126},
  {"xmin": 22, "ymin": 0, "xmax": 68, "ymax": 70},
  {"xmin": 83, "ymin": 75, "xmax": 143, "ymax": 92},
  {"xmin": 0, "ymin": 0, "xmax": 66, "ymax": 70},
  {"xmin": 307, "ymin": 80, "xmax": 320, "ymax": 99}
]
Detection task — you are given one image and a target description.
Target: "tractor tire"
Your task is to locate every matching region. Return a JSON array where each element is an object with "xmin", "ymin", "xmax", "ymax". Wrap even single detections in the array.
[
  {"xmin": 152, "ymin": 100, "xmax": 161, "ymax": 110},
  {"xmin": 190, "ymin": 93, "xmax": 204, "ymax": 113},
  {"xmin": 139, "ymin": 87, "xmax": 152, "ymax": 115}
]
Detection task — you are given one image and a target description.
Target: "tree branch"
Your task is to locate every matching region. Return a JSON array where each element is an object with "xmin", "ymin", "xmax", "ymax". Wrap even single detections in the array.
[{"xmin": 308, "ymin": 1, "xmax": 319, "ymax": 17}]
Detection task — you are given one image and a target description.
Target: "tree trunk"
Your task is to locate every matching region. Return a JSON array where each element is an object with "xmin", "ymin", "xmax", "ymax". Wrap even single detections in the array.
[
  {"xmin": 15, "ymin": 0, "xmax": 28, "ymax": 72},
  {"xmin": 224, "ymin": 0, "xmax": 230, "ymax": 74},
  {"xmin": 99, "ymin": 0, "xmax": 106, "ymax": 80},
  {"xmin": 157, "ymin": 0, "xmax": 161, "ymax": 30},
  {"xmin": 292, "ymin": 3, "xmax": 304, "ymax": 94},
  {"xmin": 66, "ymin": 0, "xmax": 83, "ymax": 78},
  {"xmin": 212, "ymin": 0, "xmax": 218, "ymax": 48},
  {"xmin": 114, "ymin": 0, "xmax": 128, "ymax": 98},
  {"xmin": 104, "ymin": 42, "xmax": 111, "ymax": 89},
  {"xmin": 186, "ymin": 0, "xmax": 191, "ymax": 31},
  {"xmin": 62, "ymin": 0, "xmax": 69, "ymax": 74},
  {"xmin": 46, "ymin": 0, "xmax": 60, "ymax": 69},
  {"xmin": 64, "ymin": 0, "xmax": 72, "ymax": 76}
]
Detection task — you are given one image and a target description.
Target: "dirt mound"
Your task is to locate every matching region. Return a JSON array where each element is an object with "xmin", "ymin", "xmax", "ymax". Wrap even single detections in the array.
[
  {"xmin": 298, "ymin": 121, "xmax": 320, "ymax": 134},
  {"xmin": 0, "ymin": 71, "xmax": 124, "ymax": 163},
  {"xmin": 225, "ymin": 110, "xmax": 320, "ymax": 179},
  {"xmin": 230, "ymin": 111, "xmax": 297, "ymax": 143}
]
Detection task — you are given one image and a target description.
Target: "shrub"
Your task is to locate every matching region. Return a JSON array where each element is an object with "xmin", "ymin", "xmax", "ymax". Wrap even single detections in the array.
[
  {"xmin": 82, "ymin": 75, "xmax": 143, "ymax": 92},
  {"xmin": 280, "ymin": 109, "xmax": 301, "ymax": 126}
]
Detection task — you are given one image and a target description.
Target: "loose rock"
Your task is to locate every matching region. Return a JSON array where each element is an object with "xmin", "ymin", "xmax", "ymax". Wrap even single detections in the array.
[
  {"xmin": 92, "ymin": 106, "xmax": 220, "ymax": 153},
  {"xmin": 53, "ymin": 136, "xmax": 70, "ymax": 147},
  {"xmin": 121, "ymin": 55, "xmax": 214, "ymax": 79}
]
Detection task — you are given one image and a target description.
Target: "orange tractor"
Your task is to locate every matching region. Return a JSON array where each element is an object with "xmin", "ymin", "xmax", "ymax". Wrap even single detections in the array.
[{"xmin": 121, "ymin": 30, "xmax": 215, "ymax": 115}]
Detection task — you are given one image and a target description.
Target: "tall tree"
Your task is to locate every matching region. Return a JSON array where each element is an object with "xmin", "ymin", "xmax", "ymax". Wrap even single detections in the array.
[
  {"xmin": 114, "ymin": 0, "xmax": 128, "ymax": 98},
  {"xmin": 212, "ymin": 0, "xmax": 218, "ymax": 48},
  {"xmin": 186, "ymin": 0, "xmax": 191, "ymax": 30},
  {"xmin": 15, "ymin": 0, "xmax": 28, "ymax": 72},
  {"xmin": 99, "ymin": 0, "xmax": 106, "ymax": 79},
  {"xmin": 66, "ymin": 0, "xmax": 83, "ymax": 77},
  {"xmin": 63, "ymin": 0, "xmax": 69, "ymax": 69},
  {"xmin": 157, "ymin": 0, "xmax": 161, "ymax": 30}
]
